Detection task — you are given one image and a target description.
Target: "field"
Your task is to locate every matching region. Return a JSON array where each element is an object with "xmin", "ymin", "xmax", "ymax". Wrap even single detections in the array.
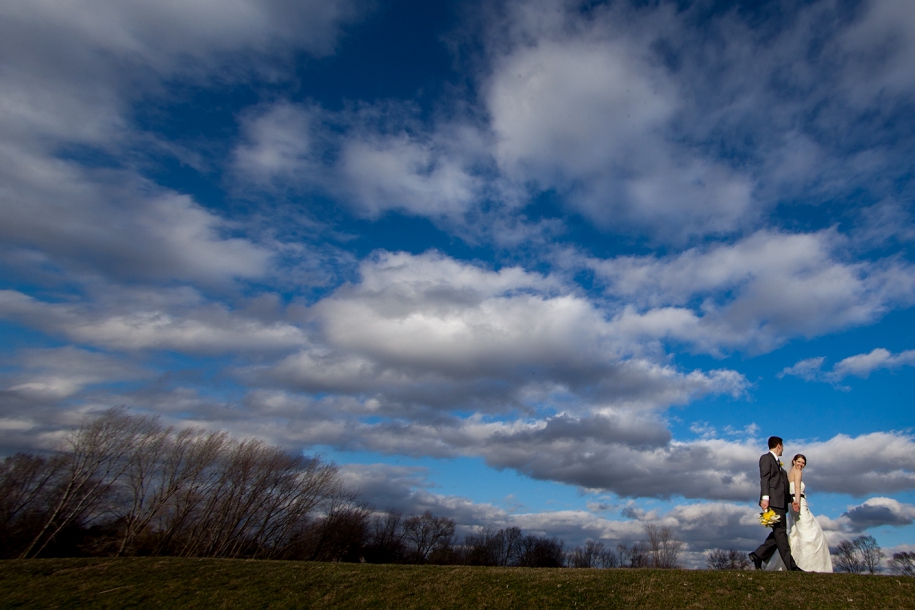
[{"xmin": 1, "ymin": 558, "xmax": 912, "ymax": 609}]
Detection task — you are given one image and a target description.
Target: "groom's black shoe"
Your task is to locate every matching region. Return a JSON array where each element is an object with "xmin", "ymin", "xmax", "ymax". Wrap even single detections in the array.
[
  {"xmin": 790, "ymin": 566, "xmax": 805, "ymax": 572},
  {"xmin": 749, "ymin": 553, "xmax": 763, "ymax": 570}
]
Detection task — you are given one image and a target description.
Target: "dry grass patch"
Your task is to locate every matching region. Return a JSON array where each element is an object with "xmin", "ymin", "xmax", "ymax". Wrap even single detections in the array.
[{"xmin": 1, "ymin": 558, "xmax": 913, "ymax": 609}]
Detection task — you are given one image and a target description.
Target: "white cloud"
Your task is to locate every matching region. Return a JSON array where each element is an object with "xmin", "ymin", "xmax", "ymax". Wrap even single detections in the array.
[
  {"xmin": 819, "ymin": 497, "xmax": 915, "ymax": 542},
  {"xmin": 843, "ymin": 497, "xmax": 915, "ymax": 529},
  {"xmin": 253, "ymin": 251, "xmax": 749, "ymax": 414},
  {"xmin": 234, "ymin": 102, "xmax": 321, "ymax": 180},
  {"xmin": 484, "ymin": 8, "xmax": 754, "ymax": 241},
  {"xmin": 337, "ymin": 131, "xmax": 482, "ymax": 218},
  {"xmin": 0, "ymin": 289, "xmax": 307, "ymax": 354},
  {"xmin": 488, "ymin": 38, "xmax": 675, "ymax": 177},
  {"xmin": 780, "ymin": 348, "xmax": 915, "ymax": 383},
  {"xmin": 337, "ymin": 458, "xmax": 765, "ymax": 563},
  {"xmin": 777, "ymin": 357, "xmax": 826, "ymax": 381},
  {"xmin": 0, "ymin": 0, "xmax": 366, "ymax": 146},
  {"xmin": 237, "ymin": 399, "xmax": 915, "ymax": 501},
  {"xmin": 224, "ymin": 0, "xmax": 915, "ymax": 250},
  {"xmin": 832, "ymin": 348, "xmax": 915, "ymax": 379},
  {"xmin": 798, "ymin": 433, "xmax": 915, "ymax": 497},
  {"xmin": 588, "ymin": 230, "xmax": 915, "ymax": 354},
  {"xmin": 0, "ymin": 152, "xmax": 271, "ymax": 284},
  {"xmin": 313, "ymin": 251, "xmax": 601, "ymax": 374},
  {"xmin": 0, "ymin": 0, "xmax": 366, "ymax": 289},
  {"xmin": 840, "ymin": 0, "xmax": 915, "ymax": 101},
  {"xmin": 234, "ymin": 102, "xmax": 487, "ymax": 221},
  {"xmin": 2, "ymin": 346, "xmax": 149, "ymax": 400},
  {"xmin": 4, "ymin": 374, "xmax": 914, "ymax": 507}
]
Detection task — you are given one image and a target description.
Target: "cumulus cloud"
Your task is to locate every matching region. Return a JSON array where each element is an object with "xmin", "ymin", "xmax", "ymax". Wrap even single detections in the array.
[
  {"xmin": 839, "ymin": 0, "xmax": 915, "ymax": 101},
  {"xmin": 330, "ymin": 462, "xmax": 813, "ymax": 565},
  {"xmin": 832, "ymin": 348, "xmax": 915, "ymax": 379},
  {"xmin": 481, "ymin": 0, "xmax": 915, "ymax": 243},
  {"xmin": 2, "ymin": 346, "xmax": 150, "ymax": 400},
  {"xmin": 797, "ymin": 433, "xmax": 915, "ymax": 497},
  {"xmin": 0, "ymin": 0, "xmax": 366, "ymax": 142},
  {"xmin": 586, "ymin": 230, "xmax": 915, "ymax": 354},
  {"xmin": 0, "ymin": 155, "xmax": 271, "ymax": 285},
  {"xmin": 780, "ymin": 348, "xmax": 915, "ymax": 383},
  {"xmin": 819, "ymin": 497, "xmax": 915, "ymax": 540},
  {"xmin": 339, "ymin": 459, "xmax": 730, "ymax": 541},
  {"xmin": 485, "ymin": 28, "xmax": 754, "ymax": 241},
  {"xmin": 254, "ymin": 251, "xmax": 748, "ymax": 414},
  {"xmin": 0, "ymin": 289, "xmax": 307, "ymax": 354},
  {"xmin": 0, "ymin": 0, "xmax": 373, "ymax": 291},
  {"xmin": 234, "ymin": 102, "xmax": 488, "ymax": 222},
  {"xmin": 843, "ymin": 497, "xmax": 915, "ymax": 529},
  {"xmin": 233, "ymin": 102, "xmax": 324, "ymax": 183},
  {"xmin": 202, "ymin": 384, "xmax": 915, "ymax": 502},
  {"xmin": 224, "ymin": 0, "xmax": 915, "ymax": 249},
  {"xmin": 0, "ymin": 0, "xmax": 370, "ymax": 290},
  {"xmin": 313, "ymin": 251, "xmax": 596, "ymax": 373},
  {"xmin": 777, "ymin": 357, "xmax": 826, "ymax": 382}
]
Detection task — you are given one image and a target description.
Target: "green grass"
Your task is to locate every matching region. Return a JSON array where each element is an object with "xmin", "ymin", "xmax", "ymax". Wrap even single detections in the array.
[{"xmin": 0, "ymin": 558, "xmax": 912, "ymax": 609}]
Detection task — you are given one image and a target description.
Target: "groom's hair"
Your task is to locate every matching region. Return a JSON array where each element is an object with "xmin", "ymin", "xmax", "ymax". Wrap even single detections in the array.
[{"xmin": 768, "ymin": 436, "xmax": 783, "ymax": 449}]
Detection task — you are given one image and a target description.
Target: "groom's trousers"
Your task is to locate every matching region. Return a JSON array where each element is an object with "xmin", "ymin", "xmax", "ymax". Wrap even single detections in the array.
[{"xmin": 754, "ymin": 506, "xmax": 799, "ymax": 570}]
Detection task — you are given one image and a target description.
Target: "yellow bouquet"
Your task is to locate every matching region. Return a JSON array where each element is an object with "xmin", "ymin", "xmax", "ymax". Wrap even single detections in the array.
[{"xmin": 758, "ymin": 508, "xmax": 781, "ymax": 528}]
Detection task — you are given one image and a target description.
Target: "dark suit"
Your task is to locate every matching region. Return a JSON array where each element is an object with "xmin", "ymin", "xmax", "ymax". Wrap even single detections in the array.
[{"xmin": 753, "ymin": 452, "xmax": 799, "ymax": 570}]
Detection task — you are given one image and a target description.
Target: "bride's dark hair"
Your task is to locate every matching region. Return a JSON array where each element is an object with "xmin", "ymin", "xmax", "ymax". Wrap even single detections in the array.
[{"xmin": 792, "ymin": 454, "xmax": 806, "ymax": 464}]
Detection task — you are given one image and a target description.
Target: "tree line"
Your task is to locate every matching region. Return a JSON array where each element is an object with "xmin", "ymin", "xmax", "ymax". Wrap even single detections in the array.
[
  {"xmin": 2, "ymin": 409, "xmax": 911, "ymax": 574},
  {"xmin": 1, "ymin": 409, "xmax": 351, "ymax": 560},
  {"xmin": 833, "ymin": 535, "xmax": 915, "ymax": 576},
  {"xmin": 0, "ymin": 409, "xmax": 685, "ymax": 567}
]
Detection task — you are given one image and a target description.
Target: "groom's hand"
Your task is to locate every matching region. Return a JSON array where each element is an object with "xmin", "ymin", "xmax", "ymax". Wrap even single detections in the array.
[{"xmin": 760, "ymin": 499, "xmax": 769, "ymax": 510}]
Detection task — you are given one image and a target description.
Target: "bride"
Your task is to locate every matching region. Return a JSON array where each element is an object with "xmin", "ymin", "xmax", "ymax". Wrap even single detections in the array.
[{"xmin": 766, "ymin": 454, "xmax": 833, "ymax": 572}]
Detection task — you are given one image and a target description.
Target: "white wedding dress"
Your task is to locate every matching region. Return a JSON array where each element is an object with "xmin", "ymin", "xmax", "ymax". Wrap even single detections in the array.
[{"xmin": 765, "ymin": 481, "xmax": 833, "ymax": 572}]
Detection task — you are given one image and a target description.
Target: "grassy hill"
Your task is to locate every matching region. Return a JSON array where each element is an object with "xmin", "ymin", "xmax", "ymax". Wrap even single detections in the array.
[{"xmin": 1, "ymin": 558, "xmax": 912, "ymax": 609}]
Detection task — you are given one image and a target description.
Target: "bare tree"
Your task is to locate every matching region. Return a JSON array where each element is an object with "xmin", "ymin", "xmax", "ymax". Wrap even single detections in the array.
[
  {"xmin": 402, "ymin": 510, "xmax": 455, "ymax": 564},
  {"xmin": 3, "ymin": 409, "xmax": 350, "ymax": 560},
  {"xmin": 645, "ymin": 524, "xmax": 683, "ymax": 569},
  {"xmin": 598, "ymin": 544, "xmax": 620, "ymax": 568},
  {"xmin": 114, "ymin": 420, "xmax": 173, "ymax": 555},
  {"xmin": 172, "ymin": 439, "xmax": 341, "ymax": 559},
  {"xmin": 834, "ymin": 535, "xmax": 884, "ymax": 574},
  {"xmin": 516, "ymin": 534, "xmax": 565, "ymax": 567},
  {"xmin": 834, "ymin": 539, "xmax": 865, "ymax": 573},
  {"xmin": 20, "ymin": 408, "xmax": 156, "ymax": 558},
  {"xmin": 707, "ymin": 548, "xmax": 751, "ymax": 570},
  {"xmin": 147, "ymin": 430, "xmax": 228, "ymax": 555},
  {"xmin": 498, "ymin": 526, "xmax": 523, "ymax": 567},
  {"xmin": 0, "ymin": 453, "xmax": 68, "ymax": 558},
  {"xmin": 365, "ymin": 510, "xmax": 406, "ymax": 563},
  {"xmin": 888, "ymin": 552, "xmax": 915, "ymax": 576},
  {"xmin": 463, "ymin": 527, "xmax": 503, "ymax": 566},
  {"xmin": 461, "ymin": 526, "xmax": 522, "ymax": 566},
  {"xmin": 854, "ymin": 535, "xmax": 884, "ymax": 574},
  {"xmin": 295, "ymin": 491, "xmax": 372, "ymax": 562},
  {"xmin": 618, "ymin": 541, "xmax": 650, "ymax": 568},
  {"xmin": 570, "ymin": 539, "xmax": 608, "ymax": 568}
]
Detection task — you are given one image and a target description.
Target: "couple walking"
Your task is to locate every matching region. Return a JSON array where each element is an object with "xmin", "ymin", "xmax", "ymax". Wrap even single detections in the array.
[{"xmin": 749, "ymin": 436, "xmax": 833, "ymax": 572}]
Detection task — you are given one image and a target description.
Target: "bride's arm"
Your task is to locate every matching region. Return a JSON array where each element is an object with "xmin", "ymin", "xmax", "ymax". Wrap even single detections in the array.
[{"xmin": 790, "ymin": 467, "xmax": 802, "ymax": 509}]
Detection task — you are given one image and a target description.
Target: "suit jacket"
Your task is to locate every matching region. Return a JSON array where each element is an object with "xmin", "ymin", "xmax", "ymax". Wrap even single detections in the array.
[{"xmin": 758, "ymin": 452, "xmax": 790, "ymax": 510}]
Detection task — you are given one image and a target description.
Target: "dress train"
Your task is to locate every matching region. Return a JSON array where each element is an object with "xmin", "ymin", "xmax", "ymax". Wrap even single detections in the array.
[{"xmin": 764, "ymin": 481, "xmax": 833, "ymax": 572}]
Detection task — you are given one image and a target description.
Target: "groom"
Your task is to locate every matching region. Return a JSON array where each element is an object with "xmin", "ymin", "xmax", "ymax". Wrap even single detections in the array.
[{"xmin": 749, "ymin": 436, "xmax": 802, "ymax": 571}]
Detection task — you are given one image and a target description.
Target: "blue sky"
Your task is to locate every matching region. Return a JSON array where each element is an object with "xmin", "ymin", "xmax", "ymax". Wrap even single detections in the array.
[{"xmin": 2, "ymin": 0, "xmax": 915, "ymax": 567}]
